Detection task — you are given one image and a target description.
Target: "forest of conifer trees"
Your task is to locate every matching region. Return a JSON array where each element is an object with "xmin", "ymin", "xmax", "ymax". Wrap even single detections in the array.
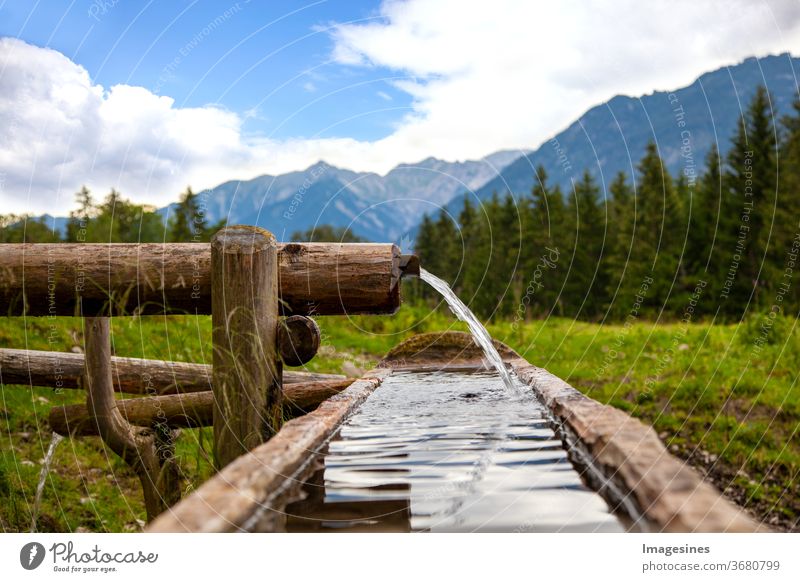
[{"xmin": 414, "ymin": 86, "xmax": 800, "ymax": 322}]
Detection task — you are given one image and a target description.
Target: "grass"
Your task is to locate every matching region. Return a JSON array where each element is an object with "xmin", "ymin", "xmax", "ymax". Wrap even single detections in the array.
[{"xmin": 1, "ymin": 304, "xmax": 798, "ymax": 531}]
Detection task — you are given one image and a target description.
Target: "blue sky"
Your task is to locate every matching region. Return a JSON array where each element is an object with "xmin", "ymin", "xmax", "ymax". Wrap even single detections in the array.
[
  {"xmin": 3, "ymin": 0, "xmax": 800, "ymax": 214},
  {"xmin": 0, "ymin": 0, "xmax": 410, "ymax": 141}
]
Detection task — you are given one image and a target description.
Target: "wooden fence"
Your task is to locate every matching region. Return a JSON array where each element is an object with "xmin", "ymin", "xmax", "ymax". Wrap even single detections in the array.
[{"xmin": 0, "ymin": 226, "xmax": 417, "ymax": 520}]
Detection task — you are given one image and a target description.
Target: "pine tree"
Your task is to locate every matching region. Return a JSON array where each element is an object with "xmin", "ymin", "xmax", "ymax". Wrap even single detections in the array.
[
  {"xmin": 616, "ymin": 142, "xmax": 683, "ymax": 316},
  {"xmin": 723, "ymin": 86, "xmax": 777, "ymax": 315},
  {"xmin": 524, "ymin": 167, "xmax": 567, "ymax": 317},
  {"xmin": 605, "ymin": 171, "xmax": 634, "ymax": 315},
  {"xmin": 563, "ymin": 171, "xmax": 608, "ymax": 318},
  {"xmin": 66, "ymin": 186, "xmax": 95, "ymax": 242},
  {"xmin": 169, "ymin": 187, "xmax": 202, "ymax": 242},
  {"xmin": 687, "ymin": 145, "xmax": 725, "ymax": 315},
  {"xmin": 469, "ymin": 193, "xmax": 503, "ymax": 318},
  {"xmin": 433, "ymin": 209, "xmax": 460, "ymax": 285},
  {"xmin": 414, "ymin": 213, "xmax": 437, "ymax": 300},
  {"xmin": 491, "ymin": 193, "xmax": 521, "ymax": 318},
  {"xmin": 772, "ymin": 98, "xmax": 800, "ymax": 312},
  {"xmin": 456, "ymin": 197, "xmax": 481, "ymax": 302}
]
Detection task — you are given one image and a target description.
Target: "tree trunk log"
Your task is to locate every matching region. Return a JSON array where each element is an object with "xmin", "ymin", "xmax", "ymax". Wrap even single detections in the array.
[
  {"xmin": 0, "ymin": 349, "xmax": 340, "ymax": 394},
  {"xmin": 48, "ymin": 379, "xmax": 354, "ymax": 436},
  {"xmin": 278, "ymin": 316, "xmax": 321, "ymax": 366},
  {"xmin": 0, "ymin": 242, "xmax": 403, "ymax": 316},
  {"xmin": 211, "ymin": 226, "xmax": 282, "ymax": 469},
  {"xmin": 83, "ymin": 317, "xmax": 180, "ymax": 521}
]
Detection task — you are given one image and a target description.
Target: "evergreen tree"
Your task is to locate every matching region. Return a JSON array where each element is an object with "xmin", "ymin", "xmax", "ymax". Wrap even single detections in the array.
[
  {"xmin": 772, "ymin": 98, "xmax": 800, "ymax": 312},
  {"xmin": 490, "ymin": 193, "xmax": 521, "ymax": 318},
  {"xmin": 616, "ymin": 142, "xmax": 683, "ymax": 316},
  {"xmin": 525, "ymin": 167, "xmax": 567, "ymax": 316},
  {"xmin": 563, "ymin": 171, "xmax": 608, "ymax": 318},
  {"xmin": 605, "ymin": 171, "xmax": 635, "ymax": 315},
  {"xmin": 722, "ymin": 86, "xmax": 777, "ymax": 315},
  {"xmin": 66, "ymin": 186, "xmax": 95, "ymax": 242},
  {"xmin": 689, "ymin": 145, "xmax": 725, "ymax": 315},
  {"xmin": 456, "ymin": 197, "xmax": 481, "ymax": 302},
  {"xmin": 468, "ymin": 193, "xmax": 503, "ymax": 318},
  {"xmin": 169, "ymin": 187, "xmax": 200, "ymax": 242},
  {"xmin": 414, "ymin": 213, "xmax": 438, "ymax": 300},
  {"xmin": 433, "ymin": 209, "xmax": 460, "ymax": 285}
]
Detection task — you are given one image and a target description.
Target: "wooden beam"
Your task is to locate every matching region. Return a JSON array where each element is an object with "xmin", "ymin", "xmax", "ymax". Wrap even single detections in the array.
[
  {"xmin": 47, "ymin": 378, "xmax": 354, "ymax": 437},
  {"xmin": 211, "ymin": 226, "xmax": 281, "ymax": 469},
  {"xmin": 0, "ymin": 242, "xmax": 403, "ymax": 316},
  {"xmin": 0, "ymin": 349, "xmax": 342, "ymax": 395}
]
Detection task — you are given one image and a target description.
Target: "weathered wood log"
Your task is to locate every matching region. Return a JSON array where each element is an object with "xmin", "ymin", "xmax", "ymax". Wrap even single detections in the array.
[
  {"xmin": 0, "ymin": 241, "xmax": 407, "ymax": 316},
  {"xmin": 211, "ymin": 226, "xmax": 282, "ymax": 469},
  {"xmin": 48, "ymin": 379, "xmax": 355, "ymax": 437},
  {"xmin": 83, "ymin": 317, "xmax": 180, "ymax": 521},
  {"xmin": 54, "ymin": 391, "xmax": 213, "ymax": 436},
  {"xmin": 147, "ymin": 370, "xmax": 389, "ymax": 533},
  {"xmin": 278, "ymin": 316, "xmax": 320, "ymax": 366},
  {"xmin": 0, "ymin": 346, "xmax": 340, "ymax": 394}
]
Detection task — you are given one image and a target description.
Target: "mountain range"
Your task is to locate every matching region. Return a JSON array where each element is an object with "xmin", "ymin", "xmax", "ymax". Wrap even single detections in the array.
[
  {"xmin": 41, "ymin": 53, "xmax": 800, "ymax": 244},
  {"xmin": 470, "ymin": 52, "xmax": 800, "ymax": 204}
]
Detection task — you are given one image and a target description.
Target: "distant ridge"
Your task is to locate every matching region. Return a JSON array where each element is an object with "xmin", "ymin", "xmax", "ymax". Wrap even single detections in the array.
[
  {"xmin": 471, "ymin": 53, "xmax": 800, "ymax": 203},
  {"xmin": 37, "ymin": 54, "xmax": 800, "ymax": 244}
]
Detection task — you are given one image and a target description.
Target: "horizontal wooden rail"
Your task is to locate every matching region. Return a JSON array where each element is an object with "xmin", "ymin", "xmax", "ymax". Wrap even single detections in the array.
[
  {"xmin": 0, "ymin": 348, "xmax": 345, "ymax": 394},
  {"xmin": 48, "ymin": 379, "xmax": 354, "ymax": 436},
  {"xmin": 0, "ymin": 242, "xmax": 404, "ymax": 316}
]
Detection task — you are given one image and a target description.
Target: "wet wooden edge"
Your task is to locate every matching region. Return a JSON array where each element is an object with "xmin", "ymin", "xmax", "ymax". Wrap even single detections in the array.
[
  {"xmin": 509, "ymin": 358, "xmax": 767, "ymax": 533},
  {"xmin": 146, "ymin": 369, "xmax": 391, "ymax": 533}
]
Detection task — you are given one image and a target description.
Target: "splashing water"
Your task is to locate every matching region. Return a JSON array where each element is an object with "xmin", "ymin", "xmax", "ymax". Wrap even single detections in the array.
[
  {"xmin": 30, "ymin": 432, "xmax": 64, "ymax": 533},
  {"xmin": 419, "ymin": 268, "xmax": 516, "ymax": 391}
]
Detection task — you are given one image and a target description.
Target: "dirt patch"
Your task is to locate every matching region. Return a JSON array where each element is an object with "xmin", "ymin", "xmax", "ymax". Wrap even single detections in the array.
[{"xmin": 671, "ymin": 442, "xmax": 798, "ymax": 532}]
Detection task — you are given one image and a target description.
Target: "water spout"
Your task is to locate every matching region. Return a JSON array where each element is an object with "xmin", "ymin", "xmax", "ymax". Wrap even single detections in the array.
[
  {"xmin": 30, "ymin": 432, "xmax": 64, "ymax": 533},
  {"xmin": 418, "ymin": 268, "xmax": 516, "ymax": 391}
]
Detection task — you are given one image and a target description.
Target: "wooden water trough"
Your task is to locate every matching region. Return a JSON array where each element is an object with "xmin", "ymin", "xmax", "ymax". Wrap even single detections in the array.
[
  {"xmin": 147, "ymin": 332, "xmax": 767, "ymax": 533},
  {"xmin": 0, "ymin": 227, "xmax": 419, "ymax": 520}
]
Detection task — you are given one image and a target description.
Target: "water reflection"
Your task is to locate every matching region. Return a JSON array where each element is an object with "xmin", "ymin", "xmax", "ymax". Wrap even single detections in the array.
[{"xmin": 285, "ymin": 371, "xmax": 624, "ymax": 532}]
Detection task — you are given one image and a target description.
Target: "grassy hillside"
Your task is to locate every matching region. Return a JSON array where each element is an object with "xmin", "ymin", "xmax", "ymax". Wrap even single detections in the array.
[{"xmin": 1, "ymin": 306, "xmax": 798, "ymax": 531}]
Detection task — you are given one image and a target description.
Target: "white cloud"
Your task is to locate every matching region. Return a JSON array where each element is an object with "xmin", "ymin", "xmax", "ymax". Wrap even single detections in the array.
[
  {"xmin": 3, "ymin": 1, "xmax": 800, "ymax": 214},
  {"xmin": 0, "ymin": 38, "xmax": 373, "ymax": 214},
  {"xmin": 328, "ymin": 0, "xmax": 800, "ymax": 166}
]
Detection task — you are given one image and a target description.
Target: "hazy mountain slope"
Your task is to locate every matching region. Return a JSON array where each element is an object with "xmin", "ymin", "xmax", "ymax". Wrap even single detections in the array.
[
  {"xmin": 472, "ymin": 54, "xmax": 799, "ymax": 203},
  {"xmin": 183, "ymin": 154, "xmax": 523, "ymax": 241}
]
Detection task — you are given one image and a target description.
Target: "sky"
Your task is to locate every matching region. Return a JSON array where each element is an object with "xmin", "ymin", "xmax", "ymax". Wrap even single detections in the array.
[{"xmin": 2, "ymin": 0, "xmax": 800, "ymax": 214}]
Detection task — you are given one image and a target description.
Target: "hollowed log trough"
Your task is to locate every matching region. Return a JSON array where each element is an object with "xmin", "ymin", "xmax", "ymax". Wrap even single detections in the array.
[{"xmin": 148, "ymin": 332, "xmax": 767, "ymax": 533}]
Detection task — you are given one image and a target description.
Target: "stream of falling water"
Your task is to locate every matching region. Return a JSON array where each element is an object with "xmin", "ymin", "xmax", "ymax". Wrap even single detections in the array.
[
  {"xmin": 30, "ymin": 432, "xmax": 63, "ymax": 533},
  {"xmin": 418, "ymin": 268, "xmax": 515, "ymax": 391}
]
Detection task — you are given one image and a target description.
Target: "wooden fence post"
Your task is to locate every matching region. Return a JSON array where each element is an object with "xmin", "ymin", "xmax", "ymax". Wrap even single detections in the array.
[
  {"xmin": 211, "ymin": 226, "xmax": 282, "ymax": 469},
  {"xmin": 83, "ymin": 317, "xmax": 180, "ymax": 521}
]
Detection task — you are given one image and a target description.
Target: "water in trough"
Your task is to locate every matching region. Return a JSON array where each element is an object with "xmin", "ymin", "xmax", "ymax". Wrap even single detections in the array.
[{"xmin": 284, "ymin": 270, "xmax": 625, "ymax": 532}]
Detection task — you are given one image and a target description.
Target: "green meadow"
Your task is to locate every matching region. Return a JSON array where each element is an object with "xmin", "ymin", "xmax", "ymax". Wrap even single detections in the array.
[{"xmin": 1, "ymin": 306, "xmax": 798, "ymax": 531}]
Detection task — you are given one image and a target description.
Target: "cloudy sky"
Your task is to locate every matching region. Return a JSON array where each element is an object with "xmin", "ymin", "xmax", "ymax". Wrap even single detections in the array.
[{"xmin": 2, "ymin": 0, "xmax": 800, "ymax": 214}]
